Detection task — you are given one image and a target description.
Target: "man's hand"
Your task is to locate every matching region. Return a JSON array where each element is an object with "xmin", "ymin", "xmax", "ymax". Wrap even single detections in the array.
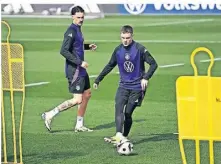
[
  {"xmin": 89, "ymin": 44, "xmax": 97, "ymax": 51},
  {"xmin": 81, "ymin": 61, "xmax": 89, "ymax": 69},
  {"xmin": 93, "ymin": 83, "xmax": 98, "ymax": 90},
  {"xmin": 141, "ymin": 79, "xmax": 148, "ymax": 90}
]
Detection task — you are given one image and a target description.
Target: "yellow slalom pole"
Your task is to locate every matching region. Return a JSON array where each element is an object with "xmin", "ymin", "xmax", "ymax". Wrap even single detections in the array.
[
  {"xmin": 2, "ymin": 20, "xmax": 18, "ymax": 164},
  {"xmin": 205, "ymin": 48, "xmax": 215, "ymax": 164},
  {"xmin": 190, "ymin": 47, "xmax": 201, "ymax": 164},
  {"xmin": 19, "ymin": 45, "xmax": 25, "ymax": 164},
  {"xmin": 195, "ymin": 140, "xmax": 200, "ymax": 164},
  {"xmin": 19, "ymin": 92, "xmax": 25, "ymax": 164},
  {"xmin": 179, "ymin": 138, "xmax": 187, "ymax": 164},
  {"xmin": 1, "ymin": 89, "xmax": 7, "ymax": 163},
  {"xmin": 190, "ymin": 47, "xmax": 215, "ymax": 164}
]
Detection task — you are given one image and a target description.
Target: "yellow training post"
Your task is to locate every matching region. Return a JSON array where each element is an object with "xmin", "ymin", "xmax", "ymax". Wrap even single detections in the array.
[
  {"xmin": 176, "ymin": 47, "xmax": 221, "ymax": 164},
  {"xmin": 1, "ymin": 21, "xmax": 25, "ymax": 164}
]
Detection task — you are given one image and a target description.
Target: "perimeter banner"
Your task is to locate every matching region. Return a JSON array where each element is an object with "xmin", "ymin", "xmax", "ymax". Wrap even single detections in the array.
[
  {"xmin": 2, "ymin": 3, "xmax": 221, "ymax": 17},
  {"xmin": 118, "ymin": 3, "xmax": 221, "ymax": 15}
]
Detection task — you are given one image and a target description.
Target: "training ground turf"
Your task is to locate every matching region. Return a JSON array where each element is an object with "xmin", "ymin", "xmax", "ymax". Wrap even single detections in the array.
[{"xmin": 1, "ymin": 15, "xmax": 221, "ymax": 164}]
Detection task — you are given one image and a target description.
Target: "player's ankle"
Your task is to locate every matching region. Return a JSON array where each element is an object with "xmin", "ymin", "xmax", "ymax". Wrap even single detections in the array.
[
  {"xmin": 123, "ymin": 134, "xmax": 128, "ymax": 138},
  {"xmin": 47, "ymin": 108, "xmax": 59, "ymax": 118},
  {"xmin": 116, "ymin": 132, "xmax": 124, "ymax": 138},
  {"xmin": 75, "ymin": 116, "xmax": 83, "ymax": 128}
]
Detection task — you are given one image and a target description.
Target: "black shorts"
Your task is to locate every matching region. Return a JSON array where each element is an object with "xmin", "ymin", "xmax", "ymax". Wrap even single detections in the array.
[
  {"xmin": 68, "ymin": 74, "xmax": 91, "ymax": 94},
  {"xmin": 115, "ymin": 87, "xmax": 146, "ymax": 107}
]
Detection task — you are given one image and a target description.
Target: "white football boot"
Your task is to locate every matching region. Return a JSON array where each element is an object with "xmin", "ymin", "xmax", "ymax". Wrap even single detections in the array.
[
  {"xmin": 41, "ymin": 112, "xmax": 52, "ymax": 131},
  {"xmin": 74, "ymin": 126, "xmax": 93, "ymax": 132}
]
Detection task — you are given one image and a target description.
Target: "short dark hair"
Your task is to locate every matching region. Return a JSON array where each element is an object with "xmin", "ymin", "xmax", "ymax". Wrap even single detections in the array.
[
  {"xmin": 71, "ymin": 6, "xmax": 85, "ymax": 15},
  {"xmin": 121, "ymin": 25, "xmax": 133, "ymax": 34}
]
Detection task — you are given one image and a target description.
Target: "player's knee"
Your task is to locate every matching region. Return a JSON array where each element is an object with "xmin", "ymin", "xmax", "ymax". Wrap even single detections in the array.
[
  {"xmin": 76, "ymin": 98, "xmax": 83, "ymax": 104},
  {"xmin": 115, "ymin": 102, "xmax": 124, "ymax": 113},
  {"xmin": 84, "ymin": 91, "xmax": 91, "ymax": 100},
  {"xmin": 115, "ymin": 97, "xmax": 121, "ymax": 104},
  {"xmin": 71, "ymin": 97, "xmax": 82, "ymax": 105},
  {"xmin": 115, "ymin": 98, "xmax": 124, "ymax": 107},
  {"xmin": 124, "ymin": 103, "xmax": 136, "ymax": 117}
]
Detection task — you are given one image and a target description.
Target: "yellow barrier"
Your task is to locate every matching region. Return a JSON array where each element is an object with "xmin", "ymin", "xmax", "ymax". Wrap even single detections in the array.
[
  {"xmin": 1, "ymin": 21, "xmax": 25, "ymax": 164},
  {"xmin": 176, "ymin": 47, "xmax": 221, "ymax": 164}
]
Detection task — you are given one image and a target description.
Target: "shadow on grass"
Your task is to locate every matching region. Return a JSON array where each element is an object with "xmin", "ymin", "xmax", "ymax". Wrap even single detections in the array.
[
  {"xmin": 5, "ymin": 151, "xmax": 85, "ymax": 164},
  {"xmin": 119, "ymin": 152, "xmax": 139, "ymax": 157},
  {"xmin": 50, "ymin": 119, "xmax": 146, "ymax": 133},
  {"xmin": 93, "ymin": 119, "xmax": 146, "ymax": 130},
  {"xmin": 135, "ymin": 133, "xmax": 178, "ymax": 145}
]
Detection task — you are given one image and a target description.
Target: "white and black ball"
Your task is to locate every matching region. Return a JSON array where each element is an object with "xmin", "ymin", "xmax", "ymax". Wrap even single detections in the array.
[{"xmin": 117, "ymin": 139, "xmax": 134, "ymax": 155}]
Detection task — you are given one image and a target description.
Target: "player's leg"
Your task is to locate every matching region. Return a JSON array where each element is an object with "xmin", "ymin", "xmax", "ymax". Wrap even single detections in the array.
[
  {"xmin": 104, "ymin": 87, "xmax": 128, "ymax": 144},
  {"xmin": 123, "ymin": 89, "xmax": 146, "ymax": 137},
  {"xmin": 123, "ymin": 102, "xmax": 136, "ymax": 137},
  {"xmin": 75, "ymin": 74, "xmax": 93, "ymax": 132},
  {"xmin": 41, "ymin": 77, "xmax": 84, "ymax": 131},
  {"xmin": 42, "ymin": 94, "xmax": 83, "ymax": 131},
  {"xmin": 75, "ymin": 89, "xmax": 92, "ymax": 132}
]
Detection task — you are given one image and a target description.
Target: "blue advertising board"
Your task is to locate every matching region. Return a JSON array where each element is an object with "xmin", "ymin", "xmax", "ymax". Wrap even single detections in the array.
[{"xmin": 119, "ymin": 3, "xmax": 221, "ymax": 15}]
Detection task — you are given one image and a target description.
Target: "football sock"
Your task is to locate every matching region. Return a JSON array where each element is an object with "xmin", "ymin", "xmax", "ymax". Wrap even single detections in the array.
[
  {"xmin": 116, "ymin": 132, "xmax": 124, "ymax": 138},
  {"xmin": 48, "ymin": 107, "xmax": 59, "ymax": 118},
  {"xmin": 75, "ymin": 116, "xmax": 83, "ymax": 128}
]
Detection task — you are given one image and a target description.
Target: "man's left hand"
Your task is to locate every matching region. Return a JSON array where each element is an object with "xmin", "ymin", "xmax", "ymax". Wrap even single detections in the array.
[
  {"xmin": 141, "ymin": 79, "xmax": 148, "ymax": 90},
  {"xmin": 93, "ymin": 83, "xmax": 99, "ymax": 90},
  {"xmin": 89, "ymin": 44, "xmax": 97, "ymax": 51}
]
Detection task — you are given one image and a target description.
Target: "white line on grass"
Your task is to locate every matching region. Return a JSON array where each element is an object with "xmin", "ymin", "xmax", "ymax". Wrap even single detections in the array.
[
  {"xmin": 10, "ymin": 19, "xmax": 213, "ymax": 27},
  {"xmin": 89, "ymin": 40, "xmax": 221, "ymax": 44},
  {"xmin": 26, "ymin": 57, "xmax": 221, "ymax": 85},
  {"xmin": 140, "ymin": 18, "xmax": 214, "ymax": 27},
  {"xmin": 7, "ymin": 38, "xmax": 221, "ymax": 44},
  {"xmin": 159, "ymin": 63, "xmax": 185, "ymax": 68},
  {"xmin": 91, "ymin": 58, "xmax": 220, "ymax": 78},
  {"xmin": 200, "ymin": 57, "xmax": 221, "ymax": 63},
  {"xmin": 25, "ymin": 82, "xmax": 50, "ymax": 87},
  {"xmin": 94, "ymin": 40, "xmax": 221, "ymax": 44}
]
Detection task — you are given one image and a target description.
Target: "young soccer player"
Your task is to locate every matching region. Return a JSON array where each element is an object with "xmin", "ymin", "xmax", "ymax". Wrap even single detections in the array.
[
  {"xmin": 93, "ymin": 25, "xmax": 158, "ymax": 143},
  {"xmin": 42, "ymin": 6, "xmax": 97, "ymax": 132}
]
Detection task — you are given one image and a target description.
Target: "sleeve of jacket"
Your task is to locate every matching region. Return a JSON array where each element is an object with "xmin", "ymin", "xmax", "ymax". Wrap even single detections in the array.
[
  {"xmin": 94, "ymin": 49, "xmax": 118, "ymax": 84},
  {"xmin": 60, "ymin": 28, "xmax": 82, "ymax": 65},
  {"xmin": 84, "ymin": 44, "xmax": 90, "ymax": 50},
  {"xmin": 140, "ymin": 45, "xmax": 158, "ymax": 80}
]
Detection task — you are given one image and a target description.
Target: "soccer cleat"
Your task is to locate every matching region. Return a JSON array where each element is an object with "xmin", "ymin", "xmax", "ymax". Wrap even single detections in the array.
[
  {"xmin": 74, "ymin": 126, "xmax": 93, "ymax": 132},
  {"xmin": 104, "ymin": 135, "xmax": 129, "ymax": 146},
  {"xmin": 41, "ymin": 112, "xmax": 52, "ymax": 131},
  {"xmin": 104, "ymin": 136, "xmax": 122, "ymax": 145}
]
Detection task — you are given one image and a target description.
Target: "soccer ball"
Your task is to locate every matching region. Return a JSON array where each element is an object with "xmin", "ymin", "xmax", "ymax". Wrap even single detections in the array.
[{"xmin": 116, "ymin": 138, "xmax": 133, "ymax": 155}]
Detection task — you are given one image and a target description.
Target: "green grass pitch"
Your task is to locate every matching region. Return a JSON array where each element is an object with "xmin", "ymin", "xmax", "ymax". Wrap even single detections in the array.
[{"xmin": 1, "ymin": 15, "xmax": 221, "ymax": 164}]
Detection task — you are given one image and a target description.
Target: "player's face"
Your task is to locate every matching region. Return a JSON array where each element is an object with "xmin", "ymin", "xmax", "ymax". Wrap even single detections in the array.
[
  {"xmin": 121, "ymin": 33, "xmax": 133, "ymax": 46},
  {"xmin": 72, "ymin": 12, "xmax": 84, "ymax": 26}
]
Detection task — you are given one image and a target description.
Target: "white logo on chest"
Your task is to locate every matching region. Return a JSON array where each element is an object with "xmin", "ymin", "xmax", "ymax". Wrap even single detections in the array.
[
  {"xmin": 124, "ymin": 61, "xmax": 134, "ymax": 72},
  {"xmin": 125, "ymin": 53, "xmax": 130, "ymax": 60}
]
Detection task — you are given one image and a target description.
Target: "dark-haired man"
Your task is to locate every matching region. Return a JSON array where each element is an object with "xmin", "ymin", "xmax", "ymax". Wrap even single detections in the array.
[
  {"xmin": 93, "ymin": 25, "xmax": 158, "ymax": 144},
  {"xmin": 42, "ymin": 6, "xmax": 97, "ymax": 132}
]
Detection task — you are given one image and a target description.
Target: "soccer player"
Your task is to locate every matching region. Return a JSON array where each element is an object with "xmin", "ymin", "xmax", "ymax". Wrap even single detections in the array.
[
  {"xmin": 93, "ymin": 25, "xmax": 158, "ymax": 144},
  {"xmin": 42, "ymin": 6, "xmax": 97, "ymax": 132}
]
